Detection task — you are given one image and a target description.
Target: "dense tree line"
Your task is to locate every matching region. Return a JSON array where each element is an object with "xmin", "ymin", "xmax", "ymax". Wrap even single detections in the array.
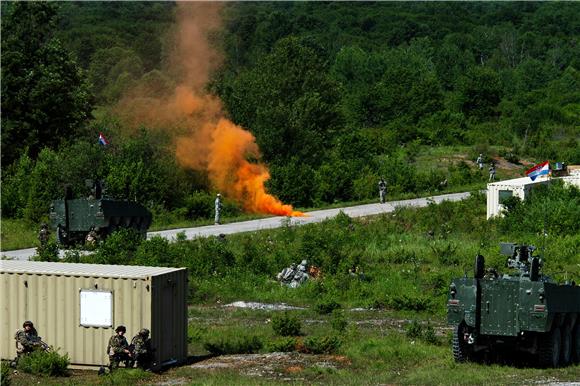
[{"xmin": 2, "ymin": 2, "xmax": 579, "ymax": 222}]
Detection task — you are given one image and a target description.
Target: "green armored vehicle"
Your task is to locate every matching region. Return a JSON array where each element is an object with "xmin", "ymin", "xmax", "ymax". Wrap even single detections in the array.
[
  {"xmin": 49, "ymin": 183, "xmax": 152, "ymax": 247},
  {"xmin": 447, "ymin": 243, "xmax": 580, "ymax": 367}
]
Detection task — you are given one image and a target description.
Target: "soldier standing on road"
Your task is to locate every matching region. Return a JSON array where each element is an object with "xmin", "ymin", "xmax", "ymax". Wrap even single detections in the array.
[
  {"xmin": 214, "ymin": 193, "xmax": 223, "ymax": 225},
  {"xmin": 378, "ymin": 178, "xmax": 387, "ymax": 204},
  {"xmin": 476, "ymin": 154, "xmax": 484, "ymax": 170},
  {"xmin": 489, "ymin": 163, "xmax": 496, "ymax": 182},
  {"xmin": 107, "ymin": 325, "xmax": 131, "ymax": 370},
  {"xmin": 38, "ymin": 223, "xmax": 50, "ymax": 246},
  {"xmin": 129, "ymin": 328, "xmax": 154, "ymax": 370}
]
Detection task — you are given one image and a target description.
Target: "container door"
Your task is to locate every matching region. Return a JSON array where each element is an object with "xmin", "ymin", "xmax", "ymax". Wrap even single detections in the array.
[
  {"xmin": 480, "ymin": 281, "xmax": 518, "ymax": 336},
  {"xmin": 159, "ymin": 282, "xmax": 177, "ymax": 362}
]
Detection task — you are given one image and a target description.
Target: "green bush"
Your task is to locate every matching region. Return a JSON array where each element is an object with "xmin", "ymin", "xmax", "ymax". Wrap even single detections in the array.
[
  {"xmin": 315, "ymin": 299, "xmax": 342, "ymax": 315},
  {"xmin": 406, "ymin": 320, "xmax": 423, "ymax": 339},
  {"xmin": 389, "ymin": 294, "xmax": 432, "ymax": 312},
  {"xmin": 271, "ymin": 313, "xmax": 302, "ymax": 337},
  {"xmin": 1, "ymin": 360, "xmax": 10, "ymax": 386},
  {"xmin": 406, "ymin": 320, "xmax": 439, "ymax": 345},
  {"xmin": 32, "ymin": 241, "xmax": 60, "ymax": 262},
  {"xmin": 266, "ymin": 337, "xmax": 297, "ymax": 353},
  {"xmin": 330, "ymin": 309, "xmax": 348, "ymax": 333},
  {"xmin": 302, "ymin": 335, "xmax": 341, "ymax": 354},
  {"xmin": 203, "ymin": 334, "xmax": 263, "ymax": 355},
  {"xmin": 17, "ymin": 350, "xmax": 70, "ymax": 377}
]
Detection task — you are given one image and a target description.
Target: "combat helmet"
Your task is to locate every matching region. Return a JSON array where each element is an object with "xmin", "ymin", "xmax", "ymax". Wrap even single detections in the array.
[
  {"xmin": 139, "ymin": 328, "xmax": 150, "ymax": 337},
  {"xmin": 115, "ymin": 325, "xmax": 126, "ymax": 333},
  {"xmin": 23, "ymin": 320, "xmax": 34, "ymax": 328}
]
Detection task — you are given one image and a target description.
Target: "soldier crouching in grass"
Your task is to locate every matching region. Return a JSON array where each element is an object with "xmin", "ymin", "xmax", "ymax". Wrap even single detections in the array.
[
  {"xmin": 107, "ymin": 325, "xmax": 131, "ymax": 370},
  {"xmin": 12, "ymin": 320, "xmax": 49, "ymax": 367}
]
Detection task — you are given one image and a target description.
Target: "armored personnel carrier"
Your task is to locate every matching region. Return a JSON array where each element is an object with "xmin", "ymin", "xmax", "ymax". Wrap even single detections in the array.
[
  {"xmin": 49, "ymin": 182, "xmax": 152, "ymax": 247},
  {"xmin": 447, "ymin": 242, "xmax": 580, "ymax": 367}
]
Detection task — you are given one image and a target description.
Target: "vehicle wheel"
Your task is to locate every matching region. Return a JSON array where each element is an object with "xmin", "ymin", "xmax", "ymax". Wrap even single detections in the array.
[
  {"xmin": 538, "ymin": 327, "xmax": 561, "ymax": 368},
  {"xmin": 530, "ymin": 257, "xmax": 540, "ymax": 281},
  {"xmin": 453, "ymin": 322, "xmax": 472, "ymax": 362},
  {"xmin": 474, "ymin": 254, "xmax": 485, "ymax": 279},
  {"xmin": 572, "ymin": 323, "xmax": 580, "ymax": 364},
  {"xmin": 560, "ymin": 325, "xmax": 572, "ymax": 366}
]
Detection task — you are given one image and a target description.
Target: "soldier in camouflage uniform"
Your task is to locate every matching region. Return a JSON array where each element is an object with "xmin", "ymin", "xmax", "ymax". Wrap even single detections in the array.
[
  {"xmin": 107, "ymin": 325, "xmax": 131, "ymax": 370},
  {"xmin": 129, "ymin": 328, "xmax": 154, "ymax": 370},
  {"xmin": 12, "ymin": 321, "xmax": 47, "ymax": 367},
  {"xmin": 38, "ymin": 224, "xmax": 50, "ymax": 246}
]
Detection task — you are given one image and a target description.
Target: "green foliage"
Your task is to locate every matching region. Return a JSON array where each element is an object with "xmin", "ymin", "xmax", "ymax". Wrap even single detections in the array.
[
  {"xmin": 499, "ymin": 180, "xmax": 580, "ymax": 236},
  {"xmin": 406, "ymin": 320, "xmax": 439, "ymax": 345},
  {"xmin": 329, "ymin": 309, "xmax": 348, "ymax": 333},
  {"xmin": 1, "ymin": 360, "xmax": 10, "ymax": 386},
  {"xmin": 315, "ymin": 299, "xmax": 342, "ymax": 315},
  {"xmin": 271, "ymin": 313, "xmax": 302, "ymax": 337},
  {"xmin": 302, "ymin": 335, "xmax": 341, "ymax": 354},
  {"xmin": 17, "ymin": 350, "xmax": 70, "ymax": 377},
  {"xmin": 1, "ymin": 2, "xmax": 92, "ymax": 166},
  {"xmin": 33, "ymin": 242, "xmax": 60, "ymax": 262},
  {"xmin": 203, "ymin": 334, "xmax": 263, "ymax": 355},
  {"xmin": 92, "ymin": 228, "xmax": 143, "ymax": 265},
  {"xmin": 266, "ymin": 337, "xmax": 297, "ymax": 353}
]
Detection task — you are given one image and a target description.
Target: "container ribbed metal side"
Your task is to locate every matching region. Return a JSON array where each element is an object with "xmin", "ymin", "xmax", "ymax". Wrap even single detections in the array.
[{"xmin": 1, "ymin": 266, "xmax": 187, "ymax": 367}]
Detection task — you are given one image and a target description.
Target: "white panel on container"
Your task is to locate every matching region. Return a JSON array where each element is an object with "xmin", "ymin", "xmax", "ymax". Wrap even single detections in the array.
[{"xmin": 80, "ymin": 290, "xmax": 112, "ymax": 327}]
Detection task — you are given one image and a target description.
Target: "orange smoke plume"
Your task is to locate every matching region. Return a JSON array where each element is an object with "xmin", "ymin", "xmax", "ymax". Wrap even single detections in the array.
[{"xmin": 116, "ymin": 3, "xmax": 303, "ymax": 217}]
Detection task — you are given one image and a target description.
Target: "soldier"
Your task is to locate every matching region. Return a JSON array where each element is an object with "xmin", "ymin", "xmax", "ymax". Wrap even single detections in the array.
[
  {"xmin": 290, "ymin": 260, "xmax": 309, "ymax": 288},
  {"xmin": 38, "ymin": 223, "xmax": 50, "ymax": 246},
  {"xmin": 277, "ymin": 263, "xmax": 297, "ymax": 284},
  {"xmin": 13, "ymin": 321, "xmax": 48, "ymax": 366},
  {"xmin": 489, "ymin": 163, "xmax": 496, "ymax": 182},
  {"xmin": 129, "ymin": 328, "xmax": 154, "ymax": 370},
  {"xmin": 476, "ymin": 154, "xmax": 484, "ymax": 170},
  {"xmin": 85, "ymin": 226, "xmax": 98, "ymax": 246},
  {"xmin": 214, "ymin": 193, "xmax": 223, "ymax": 225},
  {"xmin": 378, "ymin": 178, "xmax": 387, "ymax": 204},
  {"xmin": 107, "ymin": 325, "xmax": 131, "ymax": 370}
]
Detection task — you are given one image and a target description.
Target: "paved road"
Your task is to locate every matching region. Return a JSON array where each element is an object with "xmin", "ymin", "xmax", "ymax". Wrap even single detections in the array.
[{"xmin": 1, "ymin": 191, "xmax": 472, "ymax": 261}]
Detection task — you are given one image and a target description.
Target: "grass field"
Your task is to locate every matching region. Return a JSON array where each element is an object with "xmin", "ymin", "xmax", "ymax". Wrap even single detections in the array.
[{"xmin": 6, "ymin": 305, "xmax": 580, "ymax": 385}]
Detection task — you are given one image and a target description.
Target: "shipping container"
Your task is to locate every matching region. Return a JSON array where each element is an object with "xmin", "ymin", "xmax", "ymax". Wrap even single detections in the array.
[
  {"xmin": 0, "ymin": 260, "xmax": 188, "ymax": 369},
  {"xmin": 486, "ymin": 173, "xmax": 580, "ymax": 219}
]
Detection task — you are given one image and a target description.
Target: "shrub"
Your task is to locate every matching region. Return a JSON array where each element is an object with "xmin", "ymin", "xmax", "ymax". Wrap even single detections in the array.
[
  {"xmin": 302, "ymin": 335, "xmax": 341, "ymax": 354},
  {"xmin": 32, "ymin": 241, "xmax": 60, "ymax": 262},
  {"xmin": 330, "ymin": 309, "xmax": 348, "ymax": 333},
  {"xmin": 17, "ymin": 350, "xmax": 70, "ymax": 377},
  {"xmin": 266, "ymin": 337, "xmax": 297, "ymax": 353},
  {"xmin": 315, "ymin": 299, "xmax": 342, "ymax": 315},
  {"xmin": 406, "ymin": 320, "xmax": 439, "ymax": 345},
  {"xmin": 406, "ymin": 320, "xmax": 423, "ymax": 339},
  {"xmin": 271, "ymin": 313, "xmax": 302, "ymax": 337},
  {"xmin": 389, "ymin": 294, "xmax": 432, "ymax": 311},
  {"xmin": 1, "ymin": 360, "xmax": 10, "ymax": 386},
  {"xmin": 203, "ymin": 334, "xmax": 263, "ymax": 355},
  {"xmin": 422, "ymin": 324, "xmax": 439, "ymax": 345}
]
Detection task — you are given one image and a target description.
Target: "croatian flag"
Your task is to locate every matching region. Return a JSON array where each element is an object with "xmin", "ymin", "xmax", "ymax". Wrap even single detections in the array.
[
  {"xmin": 98, "ymin": 132, "xmax": 110, "ymax": 146},
  {"xmin": 525, "ymin": 161, "xmax": 550, "ymax": 181}
]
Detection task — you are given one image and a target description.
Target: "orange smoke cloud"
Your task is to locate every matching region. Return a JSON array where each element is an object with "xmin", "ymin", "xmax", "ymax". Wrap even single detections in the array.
[{"xmin": 116, "ymin": 3, "xmax": 303, "ymax": 217}]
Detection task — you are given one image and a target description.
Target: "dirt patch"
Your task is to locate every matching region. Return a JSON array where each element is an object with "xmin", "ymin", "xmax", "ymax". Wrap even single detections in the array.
[
  {"xmin": 223, "ymin": 301, "xmax": 306, "ymax": 311},
  {"xmin": 190, "ymin": 352, "xmax": 350, "ymax": 379}
]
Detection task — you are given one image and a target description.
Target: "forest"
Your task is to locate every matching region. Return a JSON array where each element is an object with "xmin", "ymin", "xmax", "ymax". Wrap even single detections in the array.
[{"xmin": 2, "ymin": 2, "xmax": 579, "ymax": 228}]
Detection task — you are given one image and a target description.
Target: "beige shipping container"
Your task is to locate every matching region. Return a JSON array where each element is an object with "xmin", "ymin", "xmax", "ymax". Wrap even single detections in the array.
[{"xmin": 0, "ymin": 260, "xmax": 188, "ymax": 368}]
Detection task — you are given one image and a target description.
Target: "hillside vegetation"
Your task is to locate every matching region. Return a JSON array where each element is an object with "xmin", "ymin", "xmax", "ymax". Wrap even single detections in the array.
[{"xmin": 1, "ymin": 2, "xmax": 579, "ymax": 231}]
